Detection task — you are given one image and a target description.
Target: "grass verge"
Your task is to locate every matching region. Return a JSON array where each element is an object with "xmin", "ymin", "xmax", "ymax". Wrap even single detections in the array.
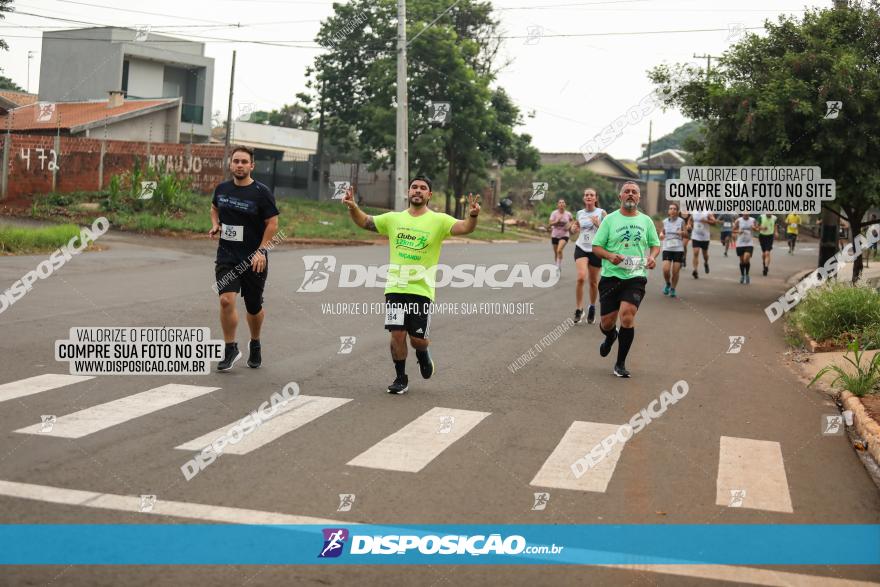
[{"xmin": 0, "ymin": 223, "xmax": 83, "ymax": 254}]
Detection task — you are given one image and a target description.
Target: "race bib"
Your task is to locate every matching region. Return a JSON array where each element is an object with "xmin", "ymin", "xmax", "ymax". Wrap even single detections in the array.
[
  {"xmin": 221, "ymin": 224, "xmax": 244, "ymax": 242},
  {"xmin": 723, "ymin": 222, "xmax": 732, "ymax": 229},
  {"xmin": 581, "ymin": 231, "xmax": 594, "ymax": 245},
  {"xmin": 621, "ymin": 256, "xmax": 647, "ymax": 272},
  {"xmin": 790, "ymin": 223, "xmax": 797, "ymax": 229},
  {"xmin": 384, "ymin": 306, "xmax": 405, "ymax": 326},
  {"xmin": 665, "ymin": 237, "xmax": 681, "ymax": 247}
]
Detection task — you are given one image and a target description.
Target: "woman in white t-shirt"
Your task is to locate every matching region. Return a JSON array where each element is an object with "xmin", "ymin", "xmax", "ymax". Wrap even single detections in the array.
[
  {"xmin": 732, "ymin": 214, "xmax": 757, "ymax": 284},
  {"xmin": 687, "ymin": 211, "xmax": 716, "ymax": 279},
  {"xmin": 569, "ymin": 188, "xmax": 606, "ymax": 323},
  {"xmin": 659, "ymin": 203, "xmax": 686, "ymax": 297}
]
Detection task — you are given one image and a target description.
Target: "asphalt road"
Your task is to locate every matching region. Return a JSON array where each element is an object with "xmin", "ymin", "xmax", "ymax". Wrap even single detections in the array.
[{"xmin": 1, "ymin": 229, "xmax": 878, "ymax": 586}]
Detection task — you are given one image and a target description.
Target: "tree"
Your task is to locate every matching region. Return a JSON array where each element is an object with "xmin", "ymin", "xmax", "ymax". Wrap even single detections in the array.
[
  {"xmin": 248, "ymin": 103, "xmax": 316, "ymax": 130},
  {"xmin": 501, "ymin": 163, "xmax": 617, "ymax": 218},
  {"xmin": 649, "ymin": 1, "xmax": 880, "ymax": 282},
  {"xmin": 0, "ymin": 75, "xmax": 24, "ymax": 92},
  {"xmin": 0, "ymin": 0, "xmax": 11, "ymax": 52},
  {"xmin": 640, "ymin": 120, "xmax": 702, "ymax": 159},
  {"xmin": 305, "ymin": 0, "xmax": 538, "ymax": 213}
]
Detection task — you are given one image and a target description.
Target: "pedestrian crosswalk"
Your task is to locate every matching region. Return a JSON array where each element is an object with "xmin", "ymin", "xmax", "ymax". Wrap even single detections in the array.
[{"xmin": 1, "ymin": 373, "xmax": 796, "ymax": 512}]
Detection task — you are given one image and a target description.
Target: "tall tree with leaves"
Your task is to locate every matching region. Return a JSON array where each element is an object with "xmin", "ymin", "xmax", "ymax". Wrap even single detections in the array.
[
  {"xmin": 0, "ymin": 0, "xmax": 17, "ymax": 88},
  {"xmin": 305, "ymin": 0, "xmax": 538, "ymax": 212},
  {"xmin": 649, "ymin": 0, "xmax": 880, "ymax": 282}
]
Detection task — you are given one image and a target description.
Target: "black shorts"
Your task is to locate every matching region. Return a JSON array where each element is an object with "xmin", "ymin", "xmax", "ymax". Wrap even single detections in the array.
[
  {"xmin": 215, "ymin": 263, "xmax": 267, "ymax": 305},
  {"xmin": 551, "ymin": 236, "xmax": 570, "ymax": 246},
  {"xmin": 691, "ymin": 239, "xmax": 709, "ymax": 250},
  {"xmin": 662, "ymin": 251, "xmax": 685, "ymax": 263},
  {"xmin": 787, "ymin": 233, "xmax": 798, "ymax": 243},
  {"xmin": 598, "ymin": 276, "xmax": 647, "ymax": 315},
  {"xmin": 574, "ymin": 246, "xmax": 602, "ymax": 267},
  {"xmin": 736, "ymin": 246, "xmax": 754, "ymax": 257},
  {"xmin": 384, "ymin": 293, "xmax": 431, "ymax": 339},
  {"xmin": 758, "ymin": 234, "xmax": 774, "ymax": 251},
  {"xmin": 720, "ymin": 231, "xmax": 732, "ymax": 240}
]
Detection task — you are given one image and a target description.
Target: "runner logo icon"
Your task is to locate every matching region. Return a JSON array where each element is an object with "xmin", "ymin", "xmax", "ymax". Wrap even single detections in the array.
[
  {"xmin": 298, "ymin": 256, "xmax": 337, "ymax": 292},
  {"xmin": 319, "ymin": 528, "xmax": 349, "ymax": 558}
]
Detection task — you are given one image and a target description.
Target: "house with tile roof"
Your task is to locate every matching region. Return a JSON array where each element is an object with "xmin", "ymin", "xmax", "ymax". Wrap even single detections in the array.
[{"xmin": 0, "ymin": 92, "xmax": 182, "ymax": 142}]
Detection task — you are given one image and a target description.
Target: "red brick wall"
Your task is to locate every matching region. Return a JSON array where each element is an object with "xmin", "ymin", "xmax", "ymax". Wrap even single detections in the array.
[{"xmin": 1, "ymin": 134, "xmax": 227, "ymax": 205}]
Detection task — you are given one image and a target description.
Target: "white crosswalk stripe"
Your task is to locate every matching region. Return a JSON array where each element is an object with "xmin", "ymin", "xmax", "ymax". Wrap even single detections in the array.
[
  {"xmin": 531, "ymin": 421, "xmax": 625, "ymax": 493},
  {"xmin": 347, "ymin": 407, "xmax": 490, "ymax": 472},
  {"xmin": 175, "ymin": 395, "xmax": 352, "ymax": 455},
  {"xmin": 716, "ymin": 436, "xmax": 793, "ymax": 513},
  {"xmin": 0, "ymin": 374, "xmax": 94, "ymax": 404},
  {"xmin": 14, "ymin": 383, "xmax": 220, "ymax": 438}
]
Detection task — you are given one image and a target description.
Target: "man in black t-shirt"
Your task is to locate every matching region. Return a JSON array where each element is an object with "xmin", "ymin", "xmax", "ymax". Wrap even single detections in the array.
[{"xmin": 209, "ymin": 145, "xmax": 279, "ymax": 371}]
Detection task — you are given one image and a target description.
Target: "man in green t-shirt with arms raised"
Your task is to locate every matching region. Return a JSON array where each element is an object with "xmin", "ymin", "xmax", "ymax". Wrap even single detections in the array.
[
  {"xmin": 591, "ymin": 181, "xmax": 661, "ymax": 378},
  {"xmin": 342, "ymin": 176, "xmax": 481, "ymax": 394}
]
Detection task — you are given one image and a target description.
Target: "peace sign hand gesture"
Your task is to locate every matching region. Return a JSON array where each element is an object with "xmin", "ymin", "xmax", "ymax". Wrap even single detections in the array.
[{"xmin": 467, "ymin": 193, "xmax": 481, "ymax": 217}]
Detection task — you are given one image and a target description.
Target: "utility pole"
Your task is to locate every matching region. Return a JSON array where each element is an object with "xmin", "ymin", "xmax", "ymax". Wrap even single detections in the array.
[
  {"xmin": 395, "ymin": 0, "xmax": 409, "ymax": 210},
  {"xmin": 27, "ymin": 51, "xmax": 38, "ymax": 94},
  {"xmin": 224, "ymin": 50, "xmax": 237, "ymax": 149},
  {"xmin": 223, "ymin": 50, "xmax": 237, "ymax": 177},
  {"xmin": 643, "ymin": 120, "xmax": 653, "ymax": 182},
  {"xmin": 693, "ymin": 53, "xmax": 720, "ymax": 80},
  {"xmin": 315, "ymin": 77, "xmax": 327, "ymax": 200}
]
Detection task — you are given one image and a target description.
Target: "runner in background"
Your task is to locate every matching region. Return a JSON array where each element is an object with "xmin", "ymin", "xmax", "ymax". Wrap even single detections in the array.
[
  {"xmin": 719, "ymin": 213, "xmax": 735, "ymax": 257},
  {"xmin": 757, "ymin": 213, "xmax": 777, "ymax": 276},
  {"xmin": 659, "ymin": 203, "xmax": 686, "ymax": 298},
  {"xmin": 688, "ymin": 211, "xmax": 716, "ymax": 279},
  {"xmin": 733, "ymin": 214, "xmax": 757, "ymax": 285},
  {"xmin": 549, "ymin": 199, "xmax": 574, "ymax": 274},
  {"xmin": 785, "ymin": 212, "xmax": 800, "ymax": 255},
  {"xmin": 679, "ymin": 209, "xmax": 691, "ymax": 269},
  {"xmin": 570, "ymin": 188, "xmax": 606, "ymax": 324}
]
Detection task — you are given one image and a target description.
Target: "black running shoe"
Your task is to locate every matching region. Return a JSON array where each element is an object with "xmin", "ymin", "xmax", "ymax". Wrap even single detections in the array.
[
  {"xmin": 416, "ymin": 349, "xmax": 434, "ymax": 379},
  {"xmin": 763, "ymin": 266, "xmax": 769, "ymax": 276},
  {"xmin": 599, "ymin": 329, "xmax": 618, "ymax": 357},
  {"xmin": 704, "ymin": 262, "xmax": 710, "ymax": 274},
  {"xmin": 574, "ymin": 308, "xmax": 583, "ymax": 324},
  {"xmin": 387, "ymin": 375, "xmax": 409, "ymax": 395},
  {"xmin": 587, "ymin": 306, "xmax": 596, "ymax": 324},
  {"xmin": 613, "ymin": 363, "xmax": 631, "ymax": 378},
  {"xmin": 218, "ymin": 343, "xmax": 241, "ymax": 372},
  {"xmin": 692, "ymin": 269, "xmax": 699, "ymax": 279},
  {"xmin": 247, "ymin": 340, "xmax": 261, "ymax": 368}
]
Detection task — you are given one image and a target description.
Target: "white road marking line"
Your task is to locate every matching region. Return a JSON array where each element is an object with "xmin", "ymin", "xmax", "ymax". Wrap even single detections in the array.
[
  {"xmin": 175, "ymin": 395, "xmax": 352, "ymax": 455},
  {"xmin": 0, "ymin": 480, "xmax": 349, "ymax": 525},
  {"xmin": 14, "ymin": 384, "xmax": 219, "ymax": 438},
  {"xmin": 0, "ymin": 374, "xmax": 94, "ymax": 403},
  {"xmin": 530, "ymin": 421, "xmax": 624, "ymax": 493},
  {"xmin": 347, "ymin": 407, "xmax": 490, "ymax": 472},
  {"xmin": 602, "ymin": 564, "xmax": 878, "ymax": 586},
  {"xmin": 0, "ymin": 481, "xmax": 871, "ymax": 585},
  {"xmin": 717, "ymin": 436, "xmax": 793, "ymax": 513}
]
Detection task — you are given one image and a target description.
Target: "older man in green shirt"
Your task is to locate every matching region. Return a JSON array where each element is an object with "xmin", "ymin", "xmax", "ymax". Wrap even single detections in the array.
[{"xmin": 591, "ymin": 181, "xmax": 661, "ymax": 378}]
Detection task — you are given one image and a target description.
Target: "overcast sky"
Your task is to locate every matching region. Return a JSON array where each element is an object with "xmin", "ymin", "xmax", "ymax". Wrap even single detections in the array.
[{"xmin": 0, "ymin": 0, "xmax": 829, "ymax": 160}]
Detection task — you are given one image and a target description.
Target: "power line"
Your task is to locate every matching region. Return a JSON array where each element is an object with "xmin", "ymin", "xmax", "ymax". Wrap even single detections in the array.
[{"xmin": 54, "ymin": 0, "xmax": 235, "ymax": 26}]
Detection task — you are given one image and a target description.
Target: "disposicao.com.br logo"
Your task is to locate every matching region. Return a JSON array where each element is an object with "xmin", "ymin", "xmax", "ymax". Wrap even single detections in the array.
[
  {"xmin": 297, "ymin": 255, "xmax": 559, "ymax": 292},
  {"xmin": 317, "ymin": 528, "xmax": 563, "ymax": 558}
]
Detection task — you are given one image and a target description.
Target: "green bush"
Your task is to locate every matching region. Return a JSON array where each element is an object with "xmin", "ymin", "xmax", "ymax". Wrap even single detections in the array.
[
  {"xmin": 0, "ymin": 224, "xmax": 83, "ymax": 254},
  {"xmin": 810, "ymin": 339, "xmax": 880, "ymax": 397},
  {"xmin": 790, "ymin": 282, "xmax": 880, "ymax": 349}
]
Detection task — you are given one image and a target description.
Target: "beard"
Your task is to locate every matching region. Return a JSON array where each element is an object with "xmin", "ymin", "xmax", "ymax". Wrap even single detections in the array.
[
  {"xmin": 623, "ymin": 199, "xmax": 637, "ymax": 210},
  {"xmin": 409, "ymin": 195, "xmax": 427, "ymax": 207}
]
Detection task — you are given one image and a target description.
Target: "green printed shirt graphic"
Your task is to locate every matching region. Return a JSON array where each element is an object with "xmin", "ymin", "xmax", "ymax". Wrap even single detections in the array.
[
  {"xmin": 373, "ymin": 209, "xmax": 458, "ymax": 300},
  {"xmin": 591, "ymin": 210, "xmax": 661, "ymax": 279}
]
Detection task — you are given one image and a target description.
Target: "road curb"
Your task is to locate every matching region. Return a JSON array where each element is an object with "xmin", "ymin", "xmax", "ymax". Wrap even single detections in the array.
[{"xmin": 840, "ymin": 390, "xmax": 880, "ymax": 465}]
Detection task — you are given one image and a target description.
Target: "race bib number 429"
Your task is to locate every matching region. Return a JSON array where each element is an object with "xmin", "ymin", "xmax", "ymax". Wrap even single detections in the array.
[{"xmin": 221, "ymin": 224, "xmax": 244, "ymax": 242}]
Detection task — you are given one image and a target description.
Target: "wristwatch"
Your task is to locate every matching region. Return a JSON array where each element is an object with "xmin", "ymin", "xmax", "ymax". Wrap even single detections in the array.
[
  {"xmin": 469, "ymin": 212, "xmax": 479, "ymax": 218},
  {"xmin": 258, "ymin": 248, "xmax": 268, "ymax": 256}
]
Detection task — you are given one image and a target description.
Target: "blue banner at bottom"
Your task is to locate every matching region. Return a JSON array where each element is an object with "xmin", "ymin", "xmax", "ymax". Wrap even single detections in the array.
[{"xmin": 0, "ymin": 525, "xmax": 878, "ymax": 565}]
